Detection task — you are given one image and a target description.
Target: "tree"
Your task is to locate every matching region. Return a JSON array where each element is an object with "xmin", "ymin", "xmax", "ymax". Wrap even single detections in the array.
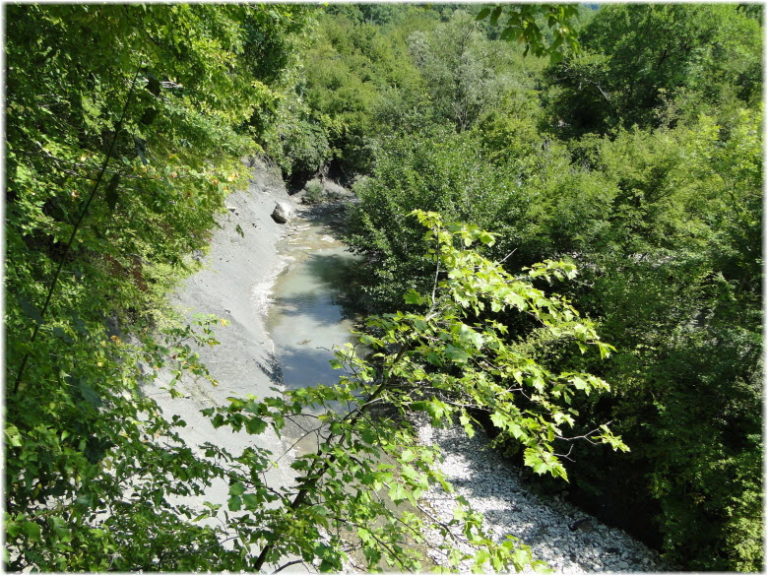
[
  {"xmin": 408, "ymin": 10, "xmax": 518, "ymax": 132},
  {"xmin": 5, "ymin": 4, "xmax": 304, "ymax": 569},
  {"xmin": 547, "ymin": 4, "xmax": 762, "ymax": 135}
]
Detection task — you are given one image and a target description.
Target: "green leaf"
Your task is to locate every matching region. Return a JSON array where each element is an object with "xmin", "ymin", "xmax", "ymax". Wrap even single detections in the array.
[
  {"xmin": 490, "ymin": 6, "xmax": 503, "ymax": 26},
  {"xmin": 403, "ymin": 289, "xmax": 427, "ymax": 306},
  {"xmin": 228, "ymin": 495, "xmax": 242, "ymax": 512},
  {"xmin": 22, "ymin": 521, "xmax": 41, "ymax": 542},
  {"xmin": 458, "ymin": 324, "xmax": 484, "ymax": 351},
  {"xmin": 5, "ymin": 424, "xmax": 23, "ymax": 447},
  {"xmin": 476, "ymin": 7, "xmax": 491, "ymax": 20},
  {"xmin": 245, "ymin": 417, "xmax": 267, "ymax": 435},
  {"xmin": 388, "ymin": 482, "xmax": 408, "ymax": 503},
  {"xmin": 400, "ymin": 448, "xmax": 416, "ymax": 462},
  {"xmin": 230, "ymin": 481, "xmax": 246, "ymax": 497},
  {"xmin": 242, "ymin": 493, "xmax": 262, "ymax": 509},
  {"xmin": 459, "ymin": 411, "xmax": 475, "ymax": 438}
]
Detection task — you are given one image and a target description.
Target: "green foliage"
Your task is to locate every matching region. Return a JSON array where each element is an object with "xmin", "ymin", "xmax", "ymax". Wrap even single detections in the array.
[
  {"xmin": 240, "ymin": 6, "xmax": 311, "ymax": 138},
  {"xmin": 304, "ymin": 178, "xmax": 325, "ymax": 204},
  {"xmin": 517, "ymin": 109, "xmax": 763, "ymax": 571},
  {"xmin": 408, "ymin": 10, "xmax": 549, "ymax": 133},
  {"xmin": 547, "ymin": 4, "xmax": 762, "ymax": 135},
  {"xmin": 292, "ymin": 10, "xmax": 428, "ymax": 177},
  {"xmin": 475, "ymin": 95, "xmax": 546, "ymax": 167},
  {"xmin": 290, "ymin": 4, "xmax": 556, "ymax": 178},
  {"xmin": 8, "ymin": 3, "xmax": 761, "ymax": 572},
  {"xmin": 408, "ymin": 11, "xmax": 500, "ymax": 131},
  {"xmin": 5, "ymin": 4, "xmax": 305, "ymax": 570},
  {"xmin": 475, "ymin": 4, "xmax": 581, "ymax": 62},
  {"xmin": 266, "ymin": 100, "xmax": 332, "ymax": 181},
  {"xmin": 346, "ymin": 129, "xmax": 530, "ymax": 310},
  {"xmin": 342, "ymin": 13, "xmax": 762, "ymax": 562}
]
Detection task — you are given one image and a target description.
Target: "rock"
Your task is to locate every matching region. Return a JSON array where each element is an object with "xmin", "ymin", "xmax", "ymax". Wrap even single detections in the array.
[
  {"xmin": 569, "ymin": 517, "xmax": 593, "ymax": 532},
  {"xmin": 271, "ymin": 201, "xmax": 293, "ymax": 224}
]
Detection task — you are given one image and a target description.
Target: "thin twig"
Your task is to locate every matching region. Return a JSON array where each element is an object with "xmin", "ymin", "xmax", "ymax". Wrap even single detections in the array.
[
  {"xmin": 274, "ymin": 425, "xmax": 326, "ymax": 464},
  {"xmin": 556, "ymin": 423, "xmax": 607, "ymax": 444},
  {"xmin": 498, "ymin": 247, "xmax": 518, "ymax": 264},
  {"xmin": 554, "ymin": 444, "xmax": 575, "ymax": 461},
  {"xmin": 431, "ymin": 259, "xmax": 441, "ymax": 307},
  {"xmin": 271, "ymin": 559, "xmax": 309, "ymax": 574},
  {"xmin": 415, "ymin": 502, "xmax": 463, "ymax": 544}
]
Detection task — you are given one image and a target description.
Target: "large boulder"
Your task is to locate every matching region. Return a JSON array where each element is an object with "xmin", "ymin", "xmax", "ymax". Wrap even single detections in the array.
[{"xmin": 271, "ymin": 201, "xmax": 293, "ymax": 224}]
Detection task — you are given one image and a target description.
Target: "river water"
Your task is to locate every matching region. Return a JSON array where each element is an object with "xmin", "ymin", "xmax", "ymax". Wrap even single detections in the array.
[{"xmin": 267, "ymin": 220, "xmax": 359, "ymax": 391}]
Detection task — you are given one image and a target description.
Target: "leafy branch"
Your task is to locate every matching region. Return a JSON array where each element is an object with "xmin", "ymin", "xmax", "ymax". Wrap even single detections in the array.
[{"xmin": 207, "ymin": 211, "xmax": 627, "ymax": 571}]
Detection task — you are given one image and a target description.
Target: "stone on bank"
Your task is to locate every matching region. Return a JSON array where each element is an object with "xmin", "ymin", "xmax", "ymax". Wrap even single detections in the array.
[{"xmin": 271, "ymin": 200, "xmax": 294, "ymax": 224}]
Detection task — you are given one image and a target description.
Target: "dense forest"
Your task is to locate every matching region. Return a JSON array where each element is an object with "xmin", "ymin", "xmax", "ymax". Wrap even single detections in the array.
[{"xmin": 5, "ymin": 3, "xmax": 763, "ymax": 572}]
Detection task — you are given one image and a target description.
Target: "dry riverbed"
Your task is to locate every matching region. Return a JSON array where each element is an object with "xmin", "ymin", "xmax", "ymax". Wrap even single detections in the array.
[{"xmin": 417, "ymin": 418, "xmax": 665, "ymax": 572}]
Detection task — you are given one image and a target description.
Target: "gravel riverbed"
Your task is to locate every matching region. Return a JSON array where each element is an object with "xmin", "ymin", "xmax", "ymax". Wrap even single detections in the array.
[{"xmin": 417, "ymin": 418, "xmax": 666, "ymax": 573}]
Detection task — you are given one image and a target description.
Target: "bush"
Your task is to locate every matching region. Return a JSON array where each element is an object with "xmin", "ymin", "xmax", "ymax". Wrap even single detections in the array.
[{"xmin": 303, "ymin": 178, "xmax": 324, "ymax": 204}]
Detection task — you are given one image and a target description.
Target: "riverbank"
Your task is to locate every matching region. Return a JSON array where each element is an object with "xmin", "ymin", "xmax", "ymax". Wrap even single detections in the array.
[
  {"xmin": 145, "ymin": 157, "xmax": 300, "ymax": 508},
  {"xmin": 417, "ymin": 418, "xmax": 666, "ymax": 572}
]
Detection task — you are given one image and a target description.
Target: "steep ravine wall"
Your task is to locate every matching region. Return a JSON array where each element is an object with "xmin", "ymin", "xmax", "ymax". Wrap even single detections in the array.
[{"xmin": 144, "ymin": 158, "xmax": 299, "ymax": 514}]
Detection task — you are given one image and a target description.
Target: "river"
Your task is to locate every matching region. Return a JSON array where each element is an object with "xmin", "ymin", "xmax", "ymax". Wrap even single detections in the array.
[{"xmin": 267, "ymin": 219, "xmax": 359, "ymax": 391}]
